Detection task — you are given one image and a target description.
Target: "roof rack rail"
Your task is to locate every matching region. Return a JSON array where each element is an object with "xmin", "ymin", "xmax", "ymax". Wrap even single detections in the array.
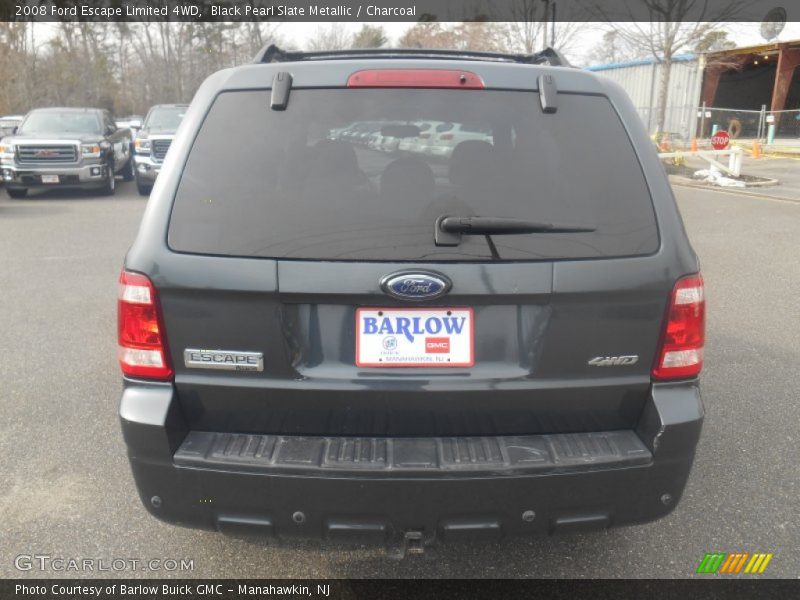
[{"xmin": 252, "ymin": 45, "xmax": 571, "ymax": 67}]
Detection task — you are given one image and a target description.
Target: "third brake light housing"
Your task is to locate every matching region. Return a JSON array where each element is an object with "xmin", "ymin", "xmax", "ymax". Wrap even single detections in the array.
[{"xmin": 347, "ymin": 69, "xmax": 485, "ymax": 89}]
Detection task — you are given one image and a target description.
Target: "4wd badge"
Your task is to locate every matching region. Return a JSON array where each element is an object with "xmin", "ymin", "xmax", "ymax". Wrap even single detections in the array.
[{"xmin": 587, "ymin": 355, "xmax": 639, "ymax": 367}]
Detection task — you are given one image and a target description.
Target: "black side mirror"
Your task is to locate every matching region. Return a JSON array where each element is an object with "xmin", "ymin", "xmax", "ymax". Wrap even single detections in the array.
[{"xmin": 11, "ymin": 127, "xmax": 18, "ymax": 135}]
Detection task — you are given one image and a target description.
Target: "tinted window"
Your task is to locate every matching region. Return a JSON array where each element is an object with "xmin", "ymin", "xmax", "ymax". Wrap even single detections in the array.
[
  {"xmin": 19, "ymin": 111, "xmax": 102, "ymax": 135},
  {"xmin": 144, "ymin": 106, "xmax": 187, "ymax": 130},
  {"xmin": 461, "ymin": 122, "xmax": 491, "ymax": 134},
  {"xmin": 169, "ymin": 89, "xmax": 658, "ymax": 261}
]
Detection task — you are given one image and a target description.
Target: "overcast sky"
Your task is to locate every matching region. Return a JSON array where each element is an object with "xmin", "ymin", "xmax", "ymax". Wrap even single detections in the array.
[
  {"xmin": 253, "ymin": 21, "xmax": 800, "ymax": 65},
  {"xmin": 31, "ymin": 21, "xmax": 800, "ymax": 66}
]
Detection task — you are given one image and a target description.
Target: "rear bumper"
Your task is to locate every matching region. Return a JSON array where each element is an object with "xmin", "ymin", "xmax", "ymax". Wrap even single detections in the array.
[{"xmin": 119, "ymin": 381, "xmax": 703, "ymax": 546}]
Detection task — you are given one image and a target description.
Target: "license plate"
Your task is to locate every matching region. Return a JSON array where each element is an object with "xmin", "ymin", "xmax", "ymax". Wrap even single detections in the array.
[
  {"xmin": 41, "ymin": 175, "xmax": 59, "ymax": 184},
  {"xmin": 355, "ymin": 307, "xmax": 474, "ymax": 367}
]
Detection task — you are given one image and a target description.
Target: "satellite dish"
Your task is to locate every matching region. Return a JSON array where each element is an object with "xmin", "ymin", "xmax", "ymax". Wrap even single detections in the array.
[{"xmin": 760, "ymin": 7, "xmax": 787, "ymax": 41}]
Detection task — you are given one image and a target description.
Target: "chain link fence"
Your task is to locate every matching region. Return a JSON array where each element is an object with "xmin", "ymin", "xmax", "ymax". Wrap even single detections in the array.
[
  {"xmin": 630, "ymin": 104, "xmax": 697, "ymax": 146},
  {"xmin": 697, "ymin": 108, "xmax": 762, "ymax": 140},
  {"xmin": 767, "ymin": 109, "xmax": 800, "ymax": 140},
  {"xmin": 629, "ymin": 104, "xmax": 800, "ymax": 147},
  {"xmin": 695, "ymin": 107, "xmax": 800, "ymax": 142}
]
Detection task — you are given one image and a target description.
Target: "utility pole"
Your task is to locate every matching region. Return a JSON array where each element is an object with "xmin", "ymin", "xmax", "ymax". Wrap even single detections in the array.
[
  {"xmin": 541, "ymin": 0, "xmax": 550, "ymax": 50},
  {"xmin": 540, "ymin": 0, "xmax": 558, "ymax": 49}
]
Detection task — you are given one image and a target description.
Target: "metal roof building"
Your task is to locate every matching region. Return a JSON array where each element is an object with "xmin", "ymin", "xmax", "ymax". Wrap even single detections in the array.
[
  {"xmin": 586, "ymin": 40, "xmax": 800, "ymax": 141},
  {"xmin": 586, "ymin": 54, "xmax": 703, "ymax": 141}
]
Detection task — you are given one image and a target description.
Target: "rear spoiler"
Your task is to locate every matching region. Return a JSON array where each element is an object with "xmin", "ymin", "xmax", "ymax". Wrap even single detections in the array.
[{"xmin": 253, "ymin": 45, "xmax": 571, "ymax": 68}]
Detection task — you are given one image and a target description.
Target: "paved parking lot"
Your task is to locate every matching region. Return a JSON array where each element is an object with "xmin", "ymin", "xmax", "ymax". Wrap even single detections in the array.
[{"xmin": 1, "ymin": 181, "xmax": 798, "ymax": 578}]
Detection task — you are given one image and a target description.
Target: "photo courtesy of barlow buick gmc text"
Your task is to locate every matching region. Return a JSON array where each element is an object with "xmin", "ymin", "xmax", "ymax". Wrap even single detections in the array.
[{"xmin": 1, "ymin": 1, "xmax": 799, "ymax": 598}]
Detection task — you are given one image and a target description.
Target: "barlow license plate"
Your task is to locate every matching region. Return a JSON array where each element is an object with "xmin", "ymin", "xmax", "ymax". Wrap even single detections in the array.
[{"xmin": 355, "ymin": 307, "xmax": 474, "ymax": 367}]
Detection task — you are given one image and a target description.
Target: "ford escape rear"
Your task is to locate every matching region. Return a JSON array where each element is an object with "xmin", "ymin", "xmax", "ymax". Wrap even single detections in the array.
[{"xmin": 118, "ymin": 47, "xmax": 704, "ymax": 548}]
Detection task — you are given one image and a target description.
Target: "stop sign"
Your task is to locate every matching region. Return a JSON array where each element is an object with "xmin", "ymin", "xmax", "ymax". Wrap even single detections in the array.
[{"xmin": 711, "ymin": 130, "xmax": 730, "ymax": 150}]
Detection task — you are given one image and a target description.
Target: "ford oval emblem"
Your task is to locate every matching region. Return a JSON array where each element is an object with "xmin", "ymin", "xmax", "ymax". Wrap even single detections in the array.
[{"xmin": 380, "ymin": 271, "xmax": 452, "ymax": 301}]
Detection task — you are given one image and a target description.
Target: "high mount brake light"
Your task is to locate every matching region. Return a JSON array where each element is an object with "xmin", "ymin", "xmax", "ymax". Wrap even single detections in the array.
[
  {"xmin": 118, "ymin": 270, "xmax": 173, "ymax": 380},
  {"xmin": 652, "ymin": 274, "xmax": 705, "ymax": 381},
  {"xmin": 347, "ymin": 69, "xmax": 485, "ymax": 89}
]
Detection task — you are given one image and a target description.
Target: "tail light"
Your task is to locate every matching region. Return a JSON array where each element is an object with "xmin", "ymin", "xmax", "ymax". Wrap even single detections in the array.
[
  {"xmin": 652, "ymin": 274, "xmax": 705, "ymax": 380},
  {"xmin": 118, "ymin": 269, "xmax": 173, "ymax": 380}
]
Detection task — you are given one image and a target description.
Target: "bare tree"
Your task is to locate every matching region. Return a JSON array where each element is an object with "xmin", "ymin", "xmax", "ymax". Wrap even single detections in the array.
[
  {"xmin": 0, "ymin": 23, "xmax": 45, "ymax": 113},
  {"xmin": 1, "ymin": 23, "xmax": 289, "ymax": 116},
  {"xmin": 306, "ymin": 24, "xmax": 352, "ymax": 51},
  {"xmin": 0, "ymin": 24, "xmax": 32, "ymax": 113},
  {"xmin": 587, "ymin": 30, "xmax": 630, "ymax": 65},
  {"xmin": 449, "ymin": 22, "xmax": 508, "ymax": 52},
  {"xmin": 351, "ymin": 25, "xmax": 388, "ymax": 49},
  {"xmin": 398, "ymin": 23, "xmax": 455, "ymax": 49},
  {"xmin": 500, "ymin": 0, "xmax": 582, "ymax": 54},
  {"xmin": 693, "ymin": 30, "xmax": 736, "ymax": 52},
  {"xmin": 399, "ymin": 22, "xmax": 508, "ymax": 52},
  {"xmin": 596, "ymin": 1, "xmax": 741, "ymax": 134}
]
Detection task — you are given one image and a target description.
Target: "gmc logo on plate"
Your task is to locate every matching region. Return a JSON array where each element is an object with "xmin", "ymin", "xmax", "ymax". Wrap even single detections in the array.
[{"xmin": 425, "ymin": 337, "xmax": 450, "ymax": 353}]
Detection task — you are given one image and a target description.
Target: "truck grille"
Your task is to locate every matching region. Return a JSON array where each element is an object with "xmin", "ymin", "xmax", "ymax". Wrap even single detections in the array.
[
  {"xmin": 17, "ymin": 144, "xmax": 78, "ymax": 164},
  {"xmin": 152, "ymin": 139, "xmax": 172, "ymax": 161}
]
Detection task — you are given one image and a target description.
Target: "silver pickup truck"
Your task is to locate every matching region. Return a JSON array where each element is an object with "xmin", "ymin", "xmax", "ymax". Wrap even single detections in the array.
[
  {"xmin": 133, "ymin": 104, "xmax": 188, "ymax": 195},
  {"xmin": 0, "ymin": 107, "xmax": 133, "ymax": 198}
]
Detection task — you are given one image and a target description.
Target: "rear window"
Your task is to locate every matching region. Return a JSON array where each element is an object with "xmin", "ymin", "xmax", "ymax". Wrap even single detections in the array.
[
  {"xmin": 144, "ymin": 106, "xmax": 187, "ymax": 130},
  {"xmin": 169, "ymin": 89, "xmax": 658, "ymax": 261}
]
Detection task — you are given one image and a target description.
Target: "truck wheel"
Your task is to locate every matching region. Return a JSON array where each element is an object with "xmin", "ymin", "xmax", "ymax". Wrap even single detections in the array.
[
  {"xmin": 121, "ymin": 157, "xmax": 135, "ymax": 181},
  {"xmin": 6, "ymin": 187, "xmax": 28, "ymax": 199},
  {"xmin": 100, "ymin": 162, "xmax": 116, "ymax": 196},
  {"xmin": 136, "ymin": 180, "xmax": 152, "ymax": 196}
]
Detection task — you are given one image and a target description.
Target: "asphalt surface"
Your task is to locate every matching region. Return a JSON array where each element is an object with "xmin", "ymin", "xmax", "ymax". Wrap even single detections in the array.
[
  {"xmin": 678, "ymin": 156, "xmax": 800, "ymax": 204},
  {"xmin": 1, "ymin": 180, "xmax": 798, "ymax": 578}
]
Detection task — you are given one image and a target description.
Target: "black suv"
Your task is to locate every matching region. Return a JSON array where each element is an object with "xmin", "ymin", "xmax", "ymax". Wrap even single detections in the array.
[
  {"xmin": 1, "ymin": 107, "xmax": 133, "ymax": 198},
  {"xmin": 133, "ymin": 104, "xmax": 189, "ymax": 196},
  {"xmin": 118, "ymin": 48, "xmax": 704, "ymax": 551}
]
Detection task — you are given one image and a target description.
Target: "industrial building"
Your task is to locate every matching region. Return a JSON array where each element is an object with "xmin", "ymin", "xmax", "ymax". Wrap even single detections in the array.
[
  {"xmin": 586, "ymin": 39, "xmax": 800, "ymax": 143},
  {"xmin": 586, "ymin": 54, "xmax": 702, "ymax": 141}
]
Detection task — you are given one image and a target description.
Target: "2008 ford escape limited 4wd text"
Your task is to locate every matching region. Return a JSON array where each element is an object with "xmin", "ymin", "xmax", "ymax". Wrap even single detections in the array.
[{"xmin": 118, "ymin": 46, "xmax": 705, "ymax": 552}]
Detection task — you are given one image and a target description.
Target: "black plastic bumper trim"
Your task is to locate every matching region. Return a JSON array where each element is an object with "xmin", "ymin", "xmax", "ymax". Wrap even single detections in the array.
[{"xmin": 173, "ymin": 430, "xmax": 651, "ymax": 477}]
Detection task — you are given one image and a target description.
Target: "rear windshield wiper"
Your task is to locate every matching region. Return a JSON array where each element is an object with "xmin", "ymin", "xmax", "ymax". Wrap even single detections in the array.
[{"xmin": 435, "ymin": 215, "xmax": 596, "ymax": 247}]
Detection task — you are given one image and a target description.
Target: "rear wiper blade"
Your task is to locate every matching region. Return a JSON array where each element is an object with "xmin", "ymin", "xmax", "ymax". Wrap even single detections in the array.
[
  {"xmin": 441, "ymin": 215, "xmax": 596, "ymax": 234},
  {"xmin": 435, "ymin": 215, "xmax": 595, "ymax": 246}
]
